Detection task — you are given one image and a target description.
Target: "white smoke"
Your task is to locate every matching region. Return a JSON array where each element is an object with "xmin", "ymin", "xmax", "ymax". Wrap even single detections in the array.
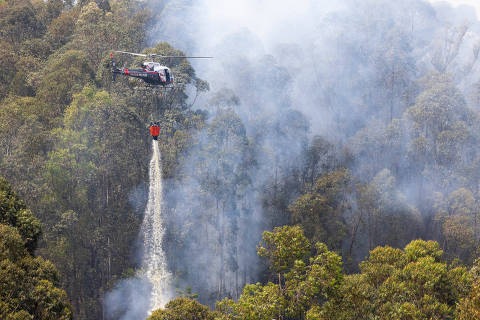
[
  {"xmin": 151, "ymin": 0, "xmax": 480, "ymax": 129},
  {"xmin": 104, "ymin": 277, "xmax": 151, "ymax": 320},
  {"xmin": 143, "ymin": 0, "xmax": 480, "ymax": 308}
]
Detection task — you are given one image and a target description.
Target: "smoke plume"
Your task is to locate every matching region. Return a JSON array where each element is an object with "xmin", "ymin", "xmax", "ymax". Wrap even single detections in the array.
[{"xmin": 110, "ymin": 0, "xmax": 480, "ymax": 315}]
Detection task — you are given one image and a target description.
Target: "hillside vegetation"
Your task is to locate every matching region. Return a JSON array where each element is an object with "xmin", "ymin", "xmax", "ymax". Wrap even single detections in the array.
[
  {"xmin": 0, "ymin": 177, "xmax": 72, "ymax": 319},
  {"xmin": 2, "ymin": 0, "xmax": 480, "ymax": 319}
]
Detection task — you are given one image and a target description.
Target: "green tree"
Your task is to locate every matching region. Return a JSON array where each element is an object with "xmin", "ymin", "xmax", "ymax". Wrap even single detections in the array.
[
  {"xmin": 71, "ymin": 1, "xmax": 149, "ymax": 67},
  {"xmin": 406, "ymin": 72, "xmax": 474, "ymax": 170},
  {"xmin": 148, "ymin": 297, "xmax": 215, "ymax": 320},
  {"xmin": 217, "ymin": 228, "xmax": 342, "ymax": 320},
  {"xmin": 434, "ymin": 187, "xmax": 480, "ymax": 263},
  {"xmin": 300, "ymin": 136, "xmax": 338, "ymax": 190},
  {"xmin": 216, "ymin": 282, "xmax": 286, "ymax": 320},
  {"xmin": 374, "ymin": 30, "xmax": 416, "ymax": 122},
  {"xmin": 322, "ymin": 240, "xmax": 471, "ymax": 319},
  {"xmin": 290, "ymin": 169, "xmax": 351, "ymax": 252},
  {"xmin": 357, "ymin": 169, "xmax": 421, "ymax": 251},
  {"xmin": 0, "ymin": 0, "xmax": 44, "ymax": 45},
  {"xmin": 257, "ymin": 225, "xmax": 310, "ymax": 283},
  {"xmin": 0, "ymin": 178, "xmax": 72, "ymax": 320},
  {"xmin": 283, "ymin": 242, "xmax": 343, "ymax": 319},
  {"xmin": 44, "ymin": 8, "xmax": 77, "ymax": 51},
  {"xmin": 35, "ymin": 50, "xmax": 94, "ymax": 114},
  {"xmin": 38, "ymin": 85, "xmax": 148, "ymax": 318},
  {"xmin": 457, "ymin": 282, "xmax": 480, "ymax": 320},
  {"xmin": 0, "ymin": 40, "xmax": 17, "ymax": 99},
  {"xmin": 0, "ymin": 177, "xmax": 41, "ymax": 253}
]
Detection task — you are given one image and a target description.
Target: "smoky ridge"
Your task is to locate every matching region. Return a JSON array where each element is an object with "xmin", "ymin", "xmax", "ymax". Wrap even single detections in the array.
[
  {"xmin": 3, "ymin": 0, "xmax": 480, "ymax": 319},
  {"xmin": 116, "ymin": 0, "xmax": 480, "ymax": 309}
]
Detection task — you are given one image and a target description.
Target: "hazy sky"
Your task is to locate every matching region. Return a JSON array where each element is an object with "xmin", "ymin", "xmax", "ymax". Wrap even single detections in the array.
[{"xmin": 430, "ymin": 0, "xmax": 480, "ymax": 16}]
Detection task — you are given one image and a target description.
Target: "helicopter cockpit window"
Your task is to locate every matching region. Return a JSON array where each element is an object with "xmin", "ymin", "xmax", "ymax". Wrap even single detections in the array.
[
  {"xmin": 146, "ymin": 62, "xmax": 154, "ymax": 71},
  {"xmin": 153, "ymin": 63, "xmax": 162, "ymax": 72}
]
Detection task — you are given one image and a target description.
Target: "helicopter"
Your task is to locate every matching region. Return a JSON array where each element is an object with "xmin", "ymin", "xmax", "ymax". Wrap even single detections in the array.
[{"xmin": 111, "ymin": 50, "xmax": 212, "ymax": 87}]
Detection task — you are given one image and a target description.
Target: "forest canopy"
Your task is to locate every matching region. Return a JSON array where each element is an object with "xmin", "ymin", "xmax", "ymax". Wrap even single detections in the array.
[
  {"xmin": 3, "ymin": 0, "xmax": 480, "ymax": 319},
  {"xmin": 0, "ymin": 177, "xmax": 72, "ymax": 319}
]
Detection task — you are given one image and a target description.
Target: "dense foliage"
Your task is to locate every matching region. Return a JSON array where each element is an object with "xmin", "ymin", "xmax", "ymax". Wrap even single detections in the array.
[
  {"xmin": 0, "ymin": 0, "xmax": 205, "ymax": 318},
  {"xmin": 0, "ymin": 177, "xmax": 72, "ymax": 319},
  {"xmin": 150, "ymin": 226, "xmax": 480, "ymax": 319},
  {"xmin": 3, "ymin": 0, "xmax": 480, "ymax": 319}
]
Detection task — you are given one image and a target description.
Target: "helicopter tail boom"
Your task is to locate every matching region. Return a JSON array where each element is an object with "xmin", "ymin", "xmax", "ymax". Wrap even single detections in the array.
[{"xmin": 111, "ymin": 53, "xmax": 118, "ymax": 82}]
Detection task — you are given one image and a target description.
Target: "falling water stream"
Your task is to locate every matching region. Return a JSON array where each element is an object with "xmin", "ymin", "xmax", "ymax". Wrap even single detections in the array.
[{"xmin": 140, "ymin": 140, "xmax": 172, "ymax": 312}]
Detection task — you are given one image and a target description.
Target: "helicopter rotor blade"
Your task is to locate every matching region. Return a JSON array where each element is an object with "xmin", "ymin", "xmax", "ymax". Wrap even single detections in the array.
[
  {"xmin": 114, "ymin": 50, "xmax": 149, "ymax": 57},
  {"xmin": 157, "ymin": 56, "xmax": 214, "ymax": 59},
  {"xmin": 114, "ymin": 51, "xmax": 213, "ymax": 59}
]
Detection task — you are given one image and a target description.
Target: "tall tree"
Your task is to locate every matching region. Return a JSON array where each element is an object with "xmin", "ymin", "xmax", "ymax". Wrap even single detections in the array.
[{"xmin": 0, "ymin": 177, "xmax": 72, "ymax": 319}]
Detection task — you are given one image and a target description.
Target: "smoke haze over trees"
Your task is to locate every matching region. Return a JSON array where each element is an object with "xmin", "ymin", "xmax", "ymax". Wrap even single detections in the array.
[
  {"xmin": 150, "ymin": 0, "xmax": 480, "ymax": 303},
  {"xmin": 3, "ymin": 0, "xmax": 480, "ymax": 319}
]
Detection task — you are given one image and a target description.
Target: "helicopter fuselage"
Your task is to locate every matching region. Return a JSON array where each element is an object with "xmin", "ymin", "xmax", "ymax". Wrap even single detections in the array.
[{"xmin": 112, "ymin": 62, "xmax": 173, "ymax": 86}]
